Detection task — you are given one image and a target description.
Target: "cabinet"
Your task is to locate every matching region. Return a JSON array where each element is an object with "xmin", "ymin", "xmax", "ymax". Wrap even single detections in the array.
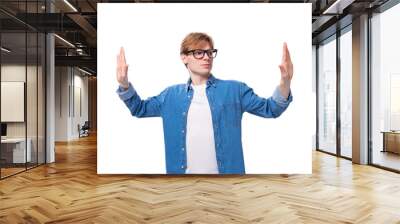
[{"xmin": 381, "ymin": 131, "xmax": 400, "ymax": 154}]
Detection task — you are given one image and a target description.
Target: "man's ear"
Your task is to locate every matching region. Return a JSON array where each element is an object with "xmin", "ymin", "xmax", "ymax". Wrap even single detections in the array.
[{"xmin": 181, "ymin": 54, "xmax": 188, "ymax": 66}]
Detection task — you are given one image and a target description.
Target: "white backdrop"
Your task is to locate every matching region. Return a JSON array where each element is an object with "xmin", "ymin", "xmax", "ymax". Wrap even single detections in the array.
[{"xmin": 98, "ymin": 3, "xmax": 313, "ymax": 174}]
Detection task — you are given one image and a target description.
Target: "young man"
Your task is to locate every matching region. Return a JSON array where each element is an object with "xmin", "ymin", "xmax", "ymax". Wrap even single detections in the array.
[{"xmin": 116, "ymin": 32, "xmax": 293, "ymax": 174}]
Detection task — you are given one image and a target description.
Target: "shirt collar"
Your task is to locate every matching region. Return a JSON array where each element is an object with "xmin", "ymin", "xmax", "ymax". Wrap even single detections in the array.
[{"xmin": 186, "ymin": 74, "xmax": 217, "ymax": 92}]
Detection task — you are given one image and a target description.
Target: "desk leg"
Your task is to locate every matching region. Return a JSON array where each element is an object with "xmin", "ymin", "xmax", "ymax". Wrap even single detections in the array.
[{"xmin": 382, "ymin": 133, "xmax": 386, "ymax": 152}]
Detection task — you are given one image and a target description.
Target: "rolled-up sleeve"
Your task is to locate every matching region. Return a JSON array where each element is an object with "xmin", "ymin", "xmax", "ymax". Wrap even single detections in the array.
[
  {"xmin": 116, "ymin": 83, "xmax": 136, "ymax": 101},
  {"xmin": 240, "ymin": 82, "xmax": 293, "ymax": 118},
  {"xmin": 271, "ymin": 86, "xmax": 293, "ymax": 108},
  {"xmin": 116, "ymin": 82, "xmax": 168, "ymax": 118}
]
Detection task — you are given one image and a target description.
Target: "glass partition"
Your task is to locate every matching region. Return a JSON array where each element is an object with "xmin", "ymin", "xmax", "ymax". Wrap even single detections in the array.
[
  {"xmin": 0, "ymin": 1, "xmax": 46, "ymax": 179},
  {"xmin": 317, "ymin": 35, "xmax": 337, "ymax": 155},
  {"xmin": 339, "ymin": 28, "xmax": 352, "ymax": 158},
  {"xmin": 1, "ymin": 30, "xmax": 28, "ymax": 177},
  {"xmin": 371, "ymin": 3, "xmax": 400, "ymax": 171}
]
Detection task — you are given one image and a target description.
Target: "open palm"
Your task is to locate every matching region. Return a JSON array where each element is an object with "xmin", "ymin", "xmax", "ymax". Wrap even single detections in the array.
[
  {"xmin": 116, "ymin": 47, "xmax": 129, "ymax": 89},
  {"xmin": 278, "ymin": 42, "xmax": 293, "ymax": 84}
]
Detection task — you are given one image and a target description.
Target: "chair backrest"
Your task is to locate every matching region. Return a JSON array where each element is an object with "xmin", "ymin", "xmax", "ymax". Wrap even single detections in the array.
[{"xmin": 82, "ymin": 121, "xmax": 90, "ymax": 129}]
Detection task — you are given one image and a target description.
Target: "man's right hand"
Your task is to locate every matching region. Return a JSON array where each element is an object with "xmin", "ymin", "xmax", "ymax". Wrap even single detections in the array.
[{"xmin": 116, "ymin": 47, "xmax": 129, "ymax": 90}]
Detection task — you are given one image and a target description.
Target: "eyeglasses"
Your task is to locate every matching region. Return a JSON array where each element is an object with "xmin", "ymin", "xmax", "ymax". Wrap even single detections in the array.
[{"xmin": 186, "ymin": 49, "xmax": 218, "ymax": 59}]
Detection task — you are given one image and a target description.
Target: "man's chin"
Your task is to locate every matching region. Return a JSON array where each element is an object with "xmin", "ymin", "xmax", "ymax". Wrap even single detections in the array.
[
  {"xmin": 198, "ymin": 70, "xmax": 212, "ymax": 77},
  {"xmin": 190, "ymin": 69, "xmax": 211, "ymax": 77}
]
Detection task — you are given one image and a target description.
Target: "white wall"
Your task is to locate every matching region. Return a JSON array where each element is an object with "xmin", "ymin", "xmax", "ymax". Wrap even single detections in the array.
[
  {"xmin": 1, "ymin": 65, "xmax": 39, "ymax": 138},
  {"xmin": 71, "ymin": 72, "xmax": 89, "ymax": 138},
  {"xmin": 55, "ymin": 66, "xmax": 68, "ymax": 141},
  {"xmin": 1, "ymin": 64, "xmax": 46, "ymax": 164},
  {"xmin": 1, "ymin": 64, "xmax": 25, "ymax": 125},
  {"xmin": 55, "ymin": 67, "xmax": 89, "ymax": 141}
]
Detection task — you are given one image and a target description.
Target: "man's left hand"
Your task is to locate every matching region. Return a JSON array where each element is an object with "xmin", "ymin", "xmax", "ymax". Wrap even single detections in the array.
[{"xmin": 278, "ymin": 42, "xmax": 293, "ymax": 99}]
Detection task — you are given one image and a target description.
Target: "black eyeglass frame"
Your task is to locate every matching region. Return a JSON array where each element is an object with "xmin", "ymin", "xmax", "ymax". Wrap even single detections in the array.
[{"xmin": 185, "ymin": 49, "xmax": 218, "ymax": 59}]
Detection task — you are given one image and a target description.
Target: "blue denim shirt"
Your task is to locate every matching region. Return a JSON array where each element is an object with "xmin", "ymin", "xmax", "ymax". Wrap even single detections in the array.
[{"xmin": 117, "ymin": 74, "xmax": 293, "ymax": 174}]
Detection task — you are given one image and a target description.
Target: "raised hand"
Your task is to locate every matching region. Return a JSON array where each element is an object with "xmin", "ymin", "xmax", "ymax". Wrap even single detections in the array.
[
  {"xmin": 278, "ymin": 42, "xmax": 293, "ymax": 84},
  {"xmin": 278, "ymin": 42, "xmax": 293, "ymax": 98},
  {"xmin": 116, "ymin": 47, "xmax": 129, "ymax": 89}
]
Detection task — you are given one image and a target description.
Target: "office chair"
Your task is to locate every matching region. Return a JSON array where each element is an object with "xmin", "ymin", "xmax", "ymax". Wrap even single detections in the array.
[{"xmin": 79, "ymin": 121, "xmax": 90, "ymax": 138}]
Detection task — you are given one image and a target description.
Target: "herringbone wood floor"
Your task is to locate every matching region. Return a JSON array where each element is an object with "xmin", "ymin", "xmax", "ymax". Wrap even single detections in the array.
[{"xmin": 1, "ymin": 133, "xmax": 400, "ymax": 224}]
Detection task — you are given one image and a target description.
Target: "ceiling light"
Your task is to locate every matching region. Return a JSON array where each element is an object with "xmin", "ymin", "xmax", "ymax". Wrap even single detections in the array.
[
  {"xmin": 78, "ymin": 67, "xmax": 92, "ymax": 76},
  {"xmin": 323, "ymin": 0, "xmax": 355, "ymax": 15},
  {"xmin": 63, "ymin": 0, "xmax": 78, "ymax": 12},
  {"xmin": 54, "ymin": 34, "xmax": 75, "ymax": 48},
  {"xmin": 1, "ymin": 47, "xmax": 11, "ymax": 53}
]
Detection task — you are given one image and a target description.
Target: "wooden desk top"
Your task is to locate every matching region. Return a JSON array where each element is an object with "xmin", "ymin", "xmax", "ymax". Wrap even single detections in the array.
[
  {"xmin": 1, "ymin": 138, "xmax": 29, "ymax": 143},
  {"xmin": 381, "ymin": 131, "xmax": 400, "ymax": 134}
]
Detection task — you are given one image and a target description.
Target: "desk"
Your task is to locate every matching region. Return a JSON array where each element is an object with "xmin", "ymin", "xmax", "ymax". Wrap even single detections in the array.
[
  {"xmin": 381, "ymin": 131, "xmax": 400, "ymax": 154},
  {"xmin": 1, "ymin": 138, "xmax": 31, "ymax": 163}
]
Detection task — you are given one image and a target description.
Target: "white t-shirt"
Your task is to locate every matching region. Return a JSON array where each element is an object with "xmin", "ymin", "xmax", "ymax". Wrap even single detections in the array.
[{"xmin": 185, "ymin": 83, "xmax": 219, "ymax": 174}]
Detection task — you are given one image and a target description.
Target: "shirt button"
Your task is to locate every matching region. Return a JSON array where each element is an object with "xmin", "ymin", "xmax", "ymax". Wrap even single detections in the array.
[
  {"xmin": 182, "ymin": 130, "xmax": 185, "ymax": 133},
  {"xmin": 182, "ymin": 147, "xmax": 185, "ymax": 151},
  {"xmin": 187, "ymin": 95, "xmax": 190, "ymax": 98},
  {"xmin": 181, "ymin": 165, "xmax": 186, "ymax": 169},
  {"xmin": 183, "ymin": 112, "xmax": 186, "ymax": 116}
]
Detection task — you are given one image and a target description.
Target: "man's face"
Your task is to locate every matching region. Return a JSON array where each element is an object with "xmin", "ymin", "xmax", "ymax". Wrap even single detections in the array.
[{"xmin": 181, "ymin": 42, "xmax": 214, "ymax": 77}]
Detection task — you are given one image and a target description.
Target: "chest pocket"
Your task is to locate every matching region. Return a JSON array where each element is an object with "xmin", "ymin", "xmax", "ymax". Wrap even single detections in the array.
[{"xmin": 217, "ymin": 102, "xmax": 242, "ymax": 128}]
